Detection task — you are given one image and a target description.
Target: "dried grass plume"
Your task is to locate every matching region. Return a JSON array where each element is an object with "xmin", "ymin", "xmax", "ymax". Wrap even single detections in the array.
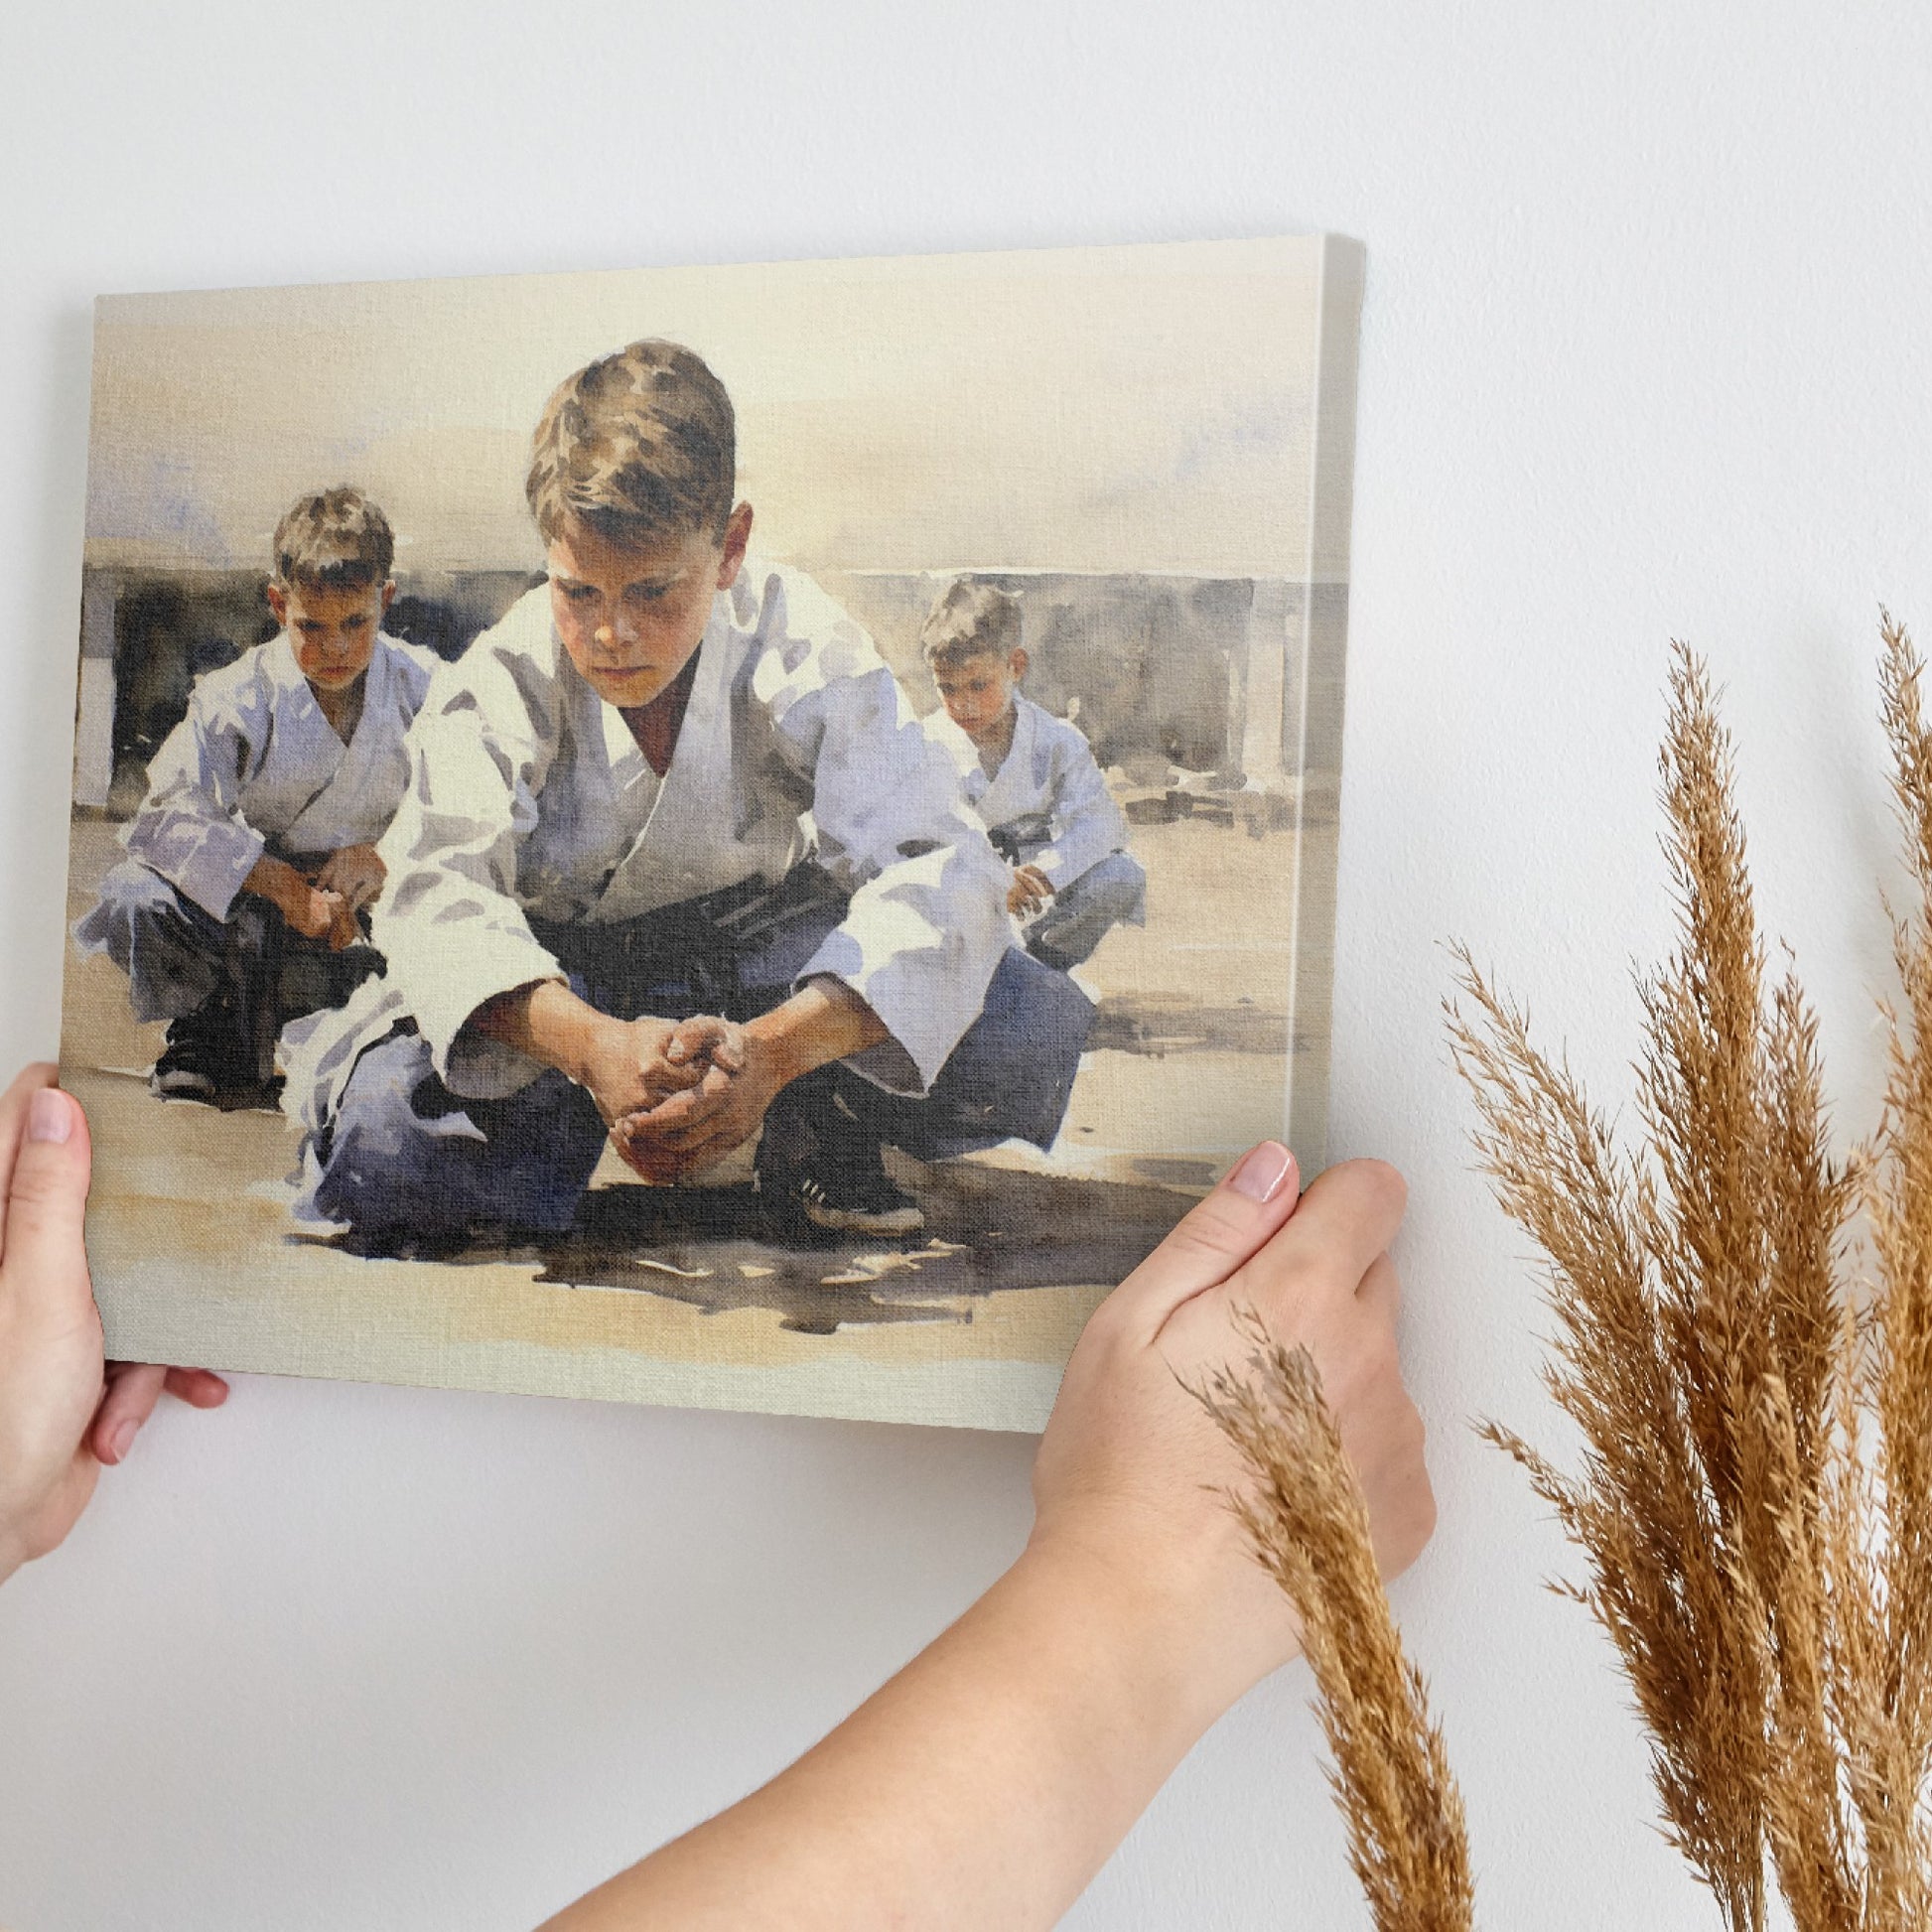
[
  {"xmin": 1447, "ymin": 619, "xmax": 1932, "ymax": 1930},
  {"xmin": 1198, "ymin": 1312, "xmax": 1475, "ymax": 1932}
]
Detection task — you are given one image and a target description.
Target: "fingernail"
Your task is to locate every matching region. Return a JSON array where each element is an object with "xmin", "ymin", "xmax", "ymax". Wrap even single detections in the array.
[
  {"xmin": 27, "ymin": 1089, "xmax": 72, "ymax": 1145},
  {"xmin": 108, "ymin": 1418, "xmax": 137, "ymax": 1463},
  {"xmin": 1228, "ymin": 1141, "xmax": 1295, "ymax": 1202}
]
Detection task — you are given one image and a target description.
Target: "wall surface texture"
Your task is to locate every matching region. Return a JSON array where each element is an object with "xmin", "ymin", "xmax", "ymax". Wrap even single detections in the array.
[{"xmin": 3, "ymin": 3, "xmax": 1929, "ymax": 1925}]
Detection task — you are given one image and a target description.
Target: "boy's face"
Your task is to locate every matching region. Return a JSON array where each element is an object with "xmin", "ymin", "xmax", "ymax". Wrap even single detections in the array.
[
  {"xmin": 269, "ymin": 579, "xmax": 393, "ymax": 692},
  {"xmin": 547, "ymin": 504, "xmax": 753, "ymax": 709},
  {"xmin": 933, "ymin": 648, "xmax": 1026, "ymax": 741}
]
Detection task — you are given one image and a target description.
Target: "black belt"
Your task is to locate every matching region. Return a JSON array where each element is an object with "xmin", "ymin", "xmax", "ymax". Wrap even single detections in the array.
[{"xmin": 527, "ymin": 865, "xmax": 848, "ymax": 1020}]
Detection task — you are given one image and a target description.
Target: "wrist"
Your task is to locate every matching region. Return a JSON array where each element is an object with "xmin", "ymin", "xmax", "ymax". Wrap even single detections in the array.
[
  {"xmin": 245, "ymin": 857, "xmax": 296, "ymax": 911},
  {"xmin": 742, "ymin": 1010, "xmax": 812, "ymax": 1090},
  {"xmin": 1003, "ymin": 1530, "xmax": 1263, "ymax": 1752},
  {"xmin": 744, "ymin": 979, "xmax": 888, "ymax": 1090},
  {"xmin": 509, "ymin": 982, "xmax": 610, "ymax": 1088},
  {"xmin": 558, "ymin": 1009, "xmax": 624, "ymax": 1091}
]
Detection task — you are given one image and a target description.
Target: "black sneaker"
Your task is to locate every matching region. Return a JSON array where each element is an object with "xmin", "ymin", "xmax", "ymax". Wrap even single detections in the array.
[
  {"xmin": 763, "ymin": 1158, "xmax": 926, "ymax": 1238},
  {"xmin": 148, "ymin": 1031, "xmax": 221, "ymax": 1102},
  {"xmin": 755, "ymin": 1067, "xmax": 926, "ymax": 1238},
  {"xmin": 148, "ymin": 997, "xmax": 277, "ymax": 1108}
]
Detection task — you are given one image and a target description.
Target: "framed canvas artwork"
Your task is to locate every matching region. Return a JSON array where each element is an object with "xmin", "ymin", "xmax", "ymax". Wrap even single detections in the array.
[{"xmin": 59, "ymin": 234, "xmax": 1363, "ymax": 1430}]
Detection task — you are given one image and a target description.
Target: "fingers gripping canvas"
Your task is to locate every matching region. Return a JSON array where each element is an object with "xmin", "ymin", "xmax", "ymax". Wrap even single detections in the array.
[{"xmin": 60, "ymin": 236, "xmax": 1363, "ymax": 1431}]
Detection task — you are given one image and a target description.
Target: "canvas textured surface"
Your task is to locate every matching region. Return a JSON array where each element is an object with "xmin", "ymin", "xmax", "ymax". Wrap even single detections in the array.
[{"xmin": 60, "ymin": 235, "xmax": 1362, "ymax": 1431}]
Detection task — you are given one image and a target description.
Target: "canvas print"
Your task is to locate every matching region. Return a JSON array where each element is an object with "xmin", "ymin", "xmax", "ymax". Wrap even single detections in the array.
[{"xmin": 59, "ymin": 235, "xmax": 1362, "ymax": 1431}]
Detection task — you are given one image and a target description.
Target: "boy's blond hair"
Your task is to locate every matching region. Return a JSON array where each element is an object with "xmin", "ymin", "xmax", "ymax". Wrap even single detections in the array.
[
  {"xmin": 526, "ymin": 339, "xmax": 736, "ymax": 551},
  {"xmin": 272, "ymin": 486, "xmax": 394, "ymax": 593},
  {"xmin": 919, "ymin": 578, "xmax": 1022, "ymax": 674}
]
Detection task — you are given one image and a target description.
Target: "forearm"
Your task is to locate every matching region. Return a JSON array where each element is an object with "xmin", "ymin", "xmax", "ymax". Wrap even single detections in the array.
[
  {"xmin": 745, "ymin": 978, "xmax": 890, "ymax": 1088},
  {"xmin": 541, "ymin": 1542, "xmax": 1233, "ymax": 1932},
  {"xmin": 241, "ymin": 854, "xmax": 307, "ymax": 910},
  {"xmin": 471, "ymin": 979, "xmax": 603, "ymax": 1082}
]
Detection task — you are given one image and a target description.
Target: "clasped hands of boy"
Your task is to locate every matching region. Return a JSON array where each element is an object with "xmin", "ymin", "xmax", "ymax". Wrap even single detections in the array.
[
  {"xmin": 0, "ymin": 1056, "xmax": 1432, "ymax": 1928},
  {"xmin": 487, "ymin": 973, "xmax": 890, "ymax": 1183},
  {"xmin": 240, "ymin": 845, "xmax": 385, "ymax": 951}
]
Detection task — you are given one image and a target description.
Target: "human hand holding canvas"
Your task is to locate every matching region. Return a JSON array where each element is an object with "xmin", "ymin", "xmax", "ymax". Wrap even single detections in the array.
[
  {"xmin": 1029, "ymin": 1147, "xmax": 1432, "ymax": 1709},
  {"xmin": 0, "ymin": 1064, "xmax": 228, "ymax": 1586},
  {"xmin": 544, "ymin": 1145, "xmax": 1434, "ymax": 1931}
]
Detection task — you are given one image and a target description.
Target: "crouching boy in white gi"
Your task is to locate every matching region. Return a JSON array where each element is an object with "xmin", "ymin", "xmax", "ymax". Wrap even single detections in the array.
[
  {"xmin": 282, "ymin": 340, "xmax": 1093, "ymax": 1248},
  {"xmin": 74, "ymin": 488, "xmax": 436, "ymax": 1105},
  {"xmin": 921, "ymin": 579, "xmax": 1147, "ymax": 971}
]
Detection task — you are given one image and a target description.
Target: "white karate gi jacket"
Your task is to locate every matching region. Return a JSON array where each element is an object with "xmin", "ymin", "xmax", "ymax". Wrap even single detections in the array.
[
  {"xmin": 926, "ymin": 694, "xmax": 1131, "ymax": 890},
  {"xmin": 119, "ymin": 631, "xmax": 438, "ymax": 920},
  {"xmin": 285, "ymin": 562, "xmax": 1009, "ymax": 1125}
]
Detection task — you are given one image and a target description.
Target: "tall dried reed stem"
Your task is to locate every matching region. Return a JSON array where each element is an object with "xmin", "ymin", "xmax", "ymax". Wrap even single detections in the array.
[
  {"xmin": 1198, "ymin": 1313, "xmax": 1475, "ymax": 1932},
  {"xmin": 1448, "ymin": 623, "xmax": 1932, "ymax": 1928}
]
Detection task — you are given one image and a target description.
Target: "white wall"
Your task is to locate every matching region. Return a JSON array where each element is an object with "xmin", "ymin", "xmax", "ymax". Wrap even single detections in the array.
[{"xmin": 2, "ymin": 3, "xmax": 1927, "ymax": 1924}]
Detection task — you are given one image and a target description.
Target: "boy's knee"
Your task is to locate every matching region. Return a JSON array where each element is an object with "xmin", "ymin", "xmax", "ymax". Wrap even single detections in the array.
[
  {"xmin": 1095, "ymin": 851, "xmax": 1147, "ymax": 908},
  {"xmin": 97, "ymin": 861, "xmax": 192, "ymax": 931},
  {"xmin": 310, "ymin": 1044, "xmax": 461, "ymax": 1236},
  {"xmin": 333, "ymin": 1035, "xmax": 439, "ymax": 1141},
  {"xmin": 310, "ymin": 1040, "xmax": 601, "ymax": 1242}
]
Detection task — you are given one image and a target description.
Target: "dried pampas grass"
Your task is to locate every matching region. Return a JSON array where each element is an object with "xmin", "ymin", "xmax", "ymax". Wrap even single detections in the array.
[
  {"xmin": 1199, "ymin": 1313, "xmax": 1474, "ymax": 1932},
  {"xmin": 1446, "ymin": 619, "xmax": 1932, "ymax": 1929},
  {"xmin": 1207, "ymin": 618, "xmax": 1932, "ymax": 1930}
]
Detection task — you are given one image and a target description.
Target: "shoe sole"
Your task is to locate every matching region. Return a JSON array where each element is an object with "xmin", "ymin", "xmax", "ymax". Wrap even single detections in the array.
[
  {"xmin": 149, "ymin": 1071, "xmax": 283, "ymax": 1110},
  {"xmin": 798, "ymin": 1198, "xmax": 926, "ymax": 1237},
  {"xmin": 150, "ymin": 1070, "xmax": 219, "ymax": 1102}
]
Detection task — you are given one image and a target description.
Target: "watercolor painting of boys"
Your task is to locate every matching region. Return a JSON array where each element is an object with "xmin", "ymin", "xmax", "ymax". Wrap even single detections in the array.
[
  {"xmin": 919, "ymin": 578, "xmax": 1147, "ymax": 972},
  {"xmin": 72, "ymin": 489, "xmax": 435, "ymax": 1105},
  {"xmin": 58, "ymin": 237, "xmax": 1361, "ymax": 1428}
]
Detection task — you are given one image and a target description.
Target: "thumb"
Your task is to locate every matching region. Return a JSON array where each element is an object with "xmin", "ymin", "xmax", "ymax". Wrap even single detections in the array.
[
  {"xmin": 670, "ymin": 1016, "xmax": 743, "ymax": 1072},
  {"xmin": 2, "ymin": 1084, "xmax": 95, "ymax": 1327}
]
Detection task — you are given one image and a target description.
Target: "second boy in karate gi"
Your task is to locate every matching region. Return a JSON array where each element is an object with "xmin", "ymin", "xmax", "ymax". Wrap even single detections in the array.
[
  {"xmin": 921, "ymin": 579, "xmax": 1147, "ymax": 971},
  {"xmin": 74, "ymin": 489, "xmax": 437, "ymax": 1104},
  {"xmin": 283, "ymin": 340, "xmax": 1093, "ymax": 1246}
]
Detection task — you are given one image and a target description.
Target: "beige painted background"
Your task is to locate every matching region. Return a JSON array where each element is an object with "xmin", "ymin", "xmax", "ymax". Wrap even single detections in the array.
[{"xmin": 86, "ymin": 238, "xmax": 1332, "ymax": 578}]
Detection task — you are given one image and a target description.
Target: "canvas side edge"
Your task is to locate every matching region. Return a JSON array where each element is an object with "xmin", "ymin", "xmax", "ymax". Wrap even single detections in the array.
[
  {"xmin": 60, "ymin": 303, "xmax": 114, "ymax": 1091},
  {"xmin": 1283, "ymin": 234, "xmax": 1365, "ymax": 1173},
  {"xmin": 94, "ymin": 1285, "xmax": 1061, "ymax": 1436}
]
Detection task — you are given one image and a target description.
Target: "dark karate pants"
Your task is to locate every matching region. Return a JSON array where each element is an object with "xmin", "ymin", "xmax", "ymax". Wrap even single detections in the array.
[
  {"xmin": 296, "ymin": 866, "xmax": 1095, "ymax": 1244},
  {"xmin": 75, "ymin": 857, "xmax": 382, "ymax": 1085}
]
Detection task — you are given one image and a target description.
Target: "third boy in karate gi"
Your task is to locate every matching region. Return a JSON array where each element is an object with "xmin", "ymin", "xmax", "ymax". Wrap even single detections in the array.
[
  {"xmin": 284, "ymin": 341, "xmax": 1093, "ymax": 1246},
  {"xmin": 75, "ymin": 489, "xmax": 436, "ymax": 1104},
  {"xmin": 920, "ymin": 579, "xmax": 1147, "ymax": 971}
]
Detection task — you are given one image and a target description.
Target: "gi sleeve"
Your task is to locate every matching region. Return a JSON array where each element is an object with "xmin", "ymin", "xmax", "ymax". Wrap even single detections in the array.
[
  {"xmin": 1034, "ymin": 726, "xmax": 1131, "ymax": 890},
  {"xmin": 370, "ymin": 660, "xmax": 568, "ymax": 1100},
  {"xmin": 760, "ymin": 608, "xmax": 1009, "ymax": 1095},
  {"xmin": 121, "ymin": 679, "xmax": 271, "ymax": 921}
]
